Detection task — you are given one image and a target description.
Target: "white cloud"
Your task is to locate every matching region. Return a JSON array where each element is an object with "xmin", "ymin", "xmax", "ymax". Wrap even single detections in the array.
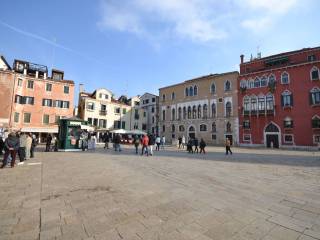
[{"xmin": 242, "ymin": 0, "xmax": 298, "ymax": 13}]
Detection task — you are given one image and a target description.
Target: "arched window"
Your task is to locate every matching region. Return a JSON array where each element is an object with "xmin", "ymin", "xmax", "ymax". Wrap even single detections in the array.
[
  {"xmin": 200, "ymin": 124, "xmax": 207, "ymax": 132},
  {"xmin": 251, "ymin": 95, "xmax": 257, "ymax": 111},
  {"xmin": 226, "ymin": 122, "xmax": 232, "ymax": 132},
  {"xmin": 281, "ymin": 91, "xmax": 292, "ymax": 107},
  {"xmin": 225, "ymin": 101, "xmax": 232, "ymax": 117},
  {"xmin": 171, "ymin": 108, "xmax": 176, "ymax": 120},
  {"xmin": 258, "ymin": 95, "xmax": 265, "ymax": 111},
  {"xmin": 203, "ymin": 104, "xmax": 208, "ymax": 118},
  {"xmin": 311, "ymin": 66, "xmax": 320, "ymax": 81},
  {"xmin": 189, "ymin": 126, "xmax": 195, "ymax": 132},
  {"xmin": 171, "ymin": 124, "xmax": 175, "ymax": 132},
  {"xmin": 211, "ymin": 83, "xmax": 216, "ymax": 93},
  {"xmin": 254, "ymin": 77, "xmax": 260, "ymax": 88},
  {"xmin": 185, "ymin": 88, "xmax": 189, "ymax": 96},
  {"xmin": 240, "ymin": 80, "xmax": 247, "ymax": 88},
  {"xmin": 260, "ymin": 76, "xmax": 267, "ymax": 87},
  {"xmin": 243, "ymin": 96, "xmax": 250, "ymax": 111},
  {"xmin": 171, "ymin": 92, "xmax": 175, "ymax": 100},
  {"xmin": 183, "ymin": 107, "xmax": 187, "ymax": 119},
  {"xmin": 281, "ymin": 72, "xmax": 289, "ymax": 84},
  {"xmin": 179, "ymin": 125, "xmax": 185, "ymax": 132},
  {"xmin": 162, "ymin": 110, "xmax": 166, "ymax": 121},
  {"xmin": 268, "ymin": 74, "xmax": 276, "ymax": 84},
  {"xmin": 211, "ymin": 103, "xmax": 216, "ymax": 118},
  {"xmin": 225, "ymin": 80, "xmax": 231, "ymax": 91},
  {"xmin": 266, "ymin": 94, "xmax": 275, "ymax": 110},
  {"xmin": 178, "ymin": 107, "xmax": 182, "ymax": 120},
  {"xmin": 312, "ymin": 115, "xmax": 320, "ymax": 128},
  {"xmin": 187, "ymin": 106, "xmax": 192, "ymax": 119},
  {"xmin": 310, "ymin": 87, "xmax": 320, "ymax": 105},
  {"xmin": 197, "ymin": 105, "xmax": 201, "ymax": 119},
  {"xmin": 194, "ymin": 85, "xmax": 198, "ymax": 96},
  {"xmin": 192, "ymin": 106, "xmax": 197, "ymax": 119},
  {"xmin": 212, "ymin": 122, "xmax": 216, "ymax": 132},
  {"xmin": 249, "ymin": 79, "xmax": 254, "ymax": 89},
  {"xmin": 189, "ymin": 86, "xmax": 194, "ymax": 96}
]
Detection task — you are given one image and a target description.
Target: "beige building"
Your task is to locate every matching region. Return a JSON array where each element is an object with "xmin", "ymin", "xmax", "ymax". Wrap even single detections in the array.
[{"xmin": 159, "ymin": 71, "xmax": 239, "ymax": 145}]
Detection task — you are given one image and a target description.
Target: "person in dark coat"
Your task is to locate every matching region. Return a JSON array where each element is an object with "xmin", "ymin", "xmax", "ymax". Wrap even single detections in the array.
[
  {"xmin": 199, "ymin": 139, "xmax": 206, "ymax": 154},
  {"xmin": 0, "ymin": 136, "xmax": 4, "ymax": 155},
  {"xmin": 148, "ymin": 134, "xmax": 155, "ymax": 156},
  {"xmin": 1, "ymin": 133, "xmax": 20, "ymax": 168},
  {"xmin": 114, "ymin": 134, "xmax": 122, "ymax": 152},
  {"xmin": 187, "ymin": 139, "xmax": 194, "ymax": 154},
  {"xmin": 45, "ymin": 134, "xmax": 52, "ymax": 152},
  {"xmin": 194, "ymin": 138, "xmax": 199, "ymax": 154},
  {"xmin": 178, "ymin": 137, "xmax": 182, "ymax": 149},
  {"xmin": 103, "ymin": 132, "xmax": 110, "ymax": 149}
]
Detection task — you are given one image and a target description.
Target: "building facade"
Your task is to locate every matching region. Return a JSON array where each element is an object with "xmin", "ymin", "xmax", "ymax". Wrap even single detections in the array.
[
  {"xmin": 238, "ymin": 47, "xmax": 320, "ymax": 149},
  {"xmin": 139, "ymin": 93, "xmax": 159, "ymax": 134},
  {"xmin": 0, "ymin": 56, "xmax": 75, "ymax": 141},
  {"xmin": 159, "ymin": 71, "xmax": 239, "ymax": 145}
]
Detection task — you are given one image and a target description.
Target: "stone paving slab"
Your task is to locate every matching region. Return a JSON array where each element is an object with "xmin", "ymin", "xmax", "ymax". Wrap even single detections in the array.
[{"xmin": 0, "ymin": 146, "xmax": 319, "ymax": 240}]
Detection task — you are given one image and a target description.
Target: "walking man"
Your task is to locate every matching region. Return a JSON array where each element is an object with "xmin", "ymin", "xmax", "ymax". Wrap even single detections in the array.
[
  {"xmin": 133, "ymin": 135, "xmax": 140, "ymax": 154},
  {"xmin": 155, "ymin": 135, "xmax": 161, "ymax": 151},
  {"xmin": 45, "ymin": 134, "xmax": 52, "ymax": 152},
  {"xmin": 103, "ymin": 132, "xmax": 110, "ymax": 149},
  {"xmin": 178, "ymin": 136, "xmax": 182, "ymax": 149},
  {"xmin": 1, "ymin": 133, "xmax": 19, "ymax": 168},
  {"xmin": 148, "ymin": 134, "xmax": 155, "ymax": 156},
  {"xmin": 199, "ymin": 138, "xmax": 206, "ymax": 154},
  {"xmin": 225, "ymin": 138, "xmax": 233, "ymax": 155},
  {"xmin": 141, "ymin": 135, "xmax": 149, "ymax": 156},
  {"xmin": 194, "ymin": 138, "xmax": 199, "ymax": 154},
  {"xmin": 18, "ymin": 132, "xmax": 27, "ymax": 163}
]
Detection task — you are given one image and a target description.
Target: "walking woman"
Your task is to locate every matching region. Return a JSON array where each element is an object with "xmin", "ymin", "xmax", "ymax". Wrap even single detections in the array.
[
  {"xmin": 225, "ymin": 138, "xmax": 233, "ymax": 155},
  {"xmin": 155, "ymin": 136, "xmax": 161, "ymax": 151}
]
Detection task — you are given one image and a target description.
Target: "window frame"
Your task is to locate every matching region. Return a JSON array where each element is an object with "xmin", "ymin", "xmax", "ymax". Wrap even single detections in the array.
[{"xmin": 281, "ymin": 72, "xmax": 290, "ymax": 84}]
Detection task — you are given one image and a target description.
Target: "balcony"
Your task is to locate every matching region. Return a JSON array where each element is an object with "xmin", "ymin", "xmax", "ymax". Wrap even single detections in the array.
[
  {"xmin": 243, "ymin": 110, "xmax": 250, "ymax": 116},
  {"xmin": 99, "ymin": 110, "xmax": 107, "ymax": 116},
  {"xmin": 266, "ymin": 108, "xmax": 275, "ymax": 115}
]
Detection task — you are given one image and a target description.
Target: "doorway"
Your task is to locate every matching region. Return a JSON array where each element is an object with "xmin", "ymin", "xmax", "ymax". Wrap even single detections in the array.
[
  {"xmin": 264, "ymin": 122, "xmax": 280, "ymax": 148},
  {"xmin": 188, "ymin": 126, "xmax": 196, "ymax": 139},
  {"xmin": 266, "ymin": 134, "xmax": 279, "ymax": 148}
]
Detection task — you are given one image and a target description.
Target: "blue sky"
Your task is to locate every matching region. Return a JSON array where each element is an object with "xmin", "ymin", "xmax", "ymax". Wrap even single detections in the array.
[{"xmin": 0, "ymin": 0, "xmax": 319, "ymax": 104}]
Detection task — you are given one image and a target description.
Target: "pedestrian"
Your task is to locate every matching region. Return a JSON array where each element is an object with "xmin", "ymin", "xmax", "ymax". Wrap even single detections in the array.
[
  {"xmin": 160, "ymin": 136, "xmax": 165, "ymax": 150},
  {"xmin": 187, "ymin": 138, "xmax": 194, "ymax": 154},
  {"xmin": 25, "ymin": 133, "xmax": 32, "ymax": 160},
  {"xmin": 1, "ymin": 133, "xmax": 20, "ymax": 168},
  {"xmin": 148, "ymin": 134, "xmax": 155, "ymax": 156},
  {"xmin": 178, "ymin": 136, "xmax": 182, "ymax": 149},
  {"xmin": 199, "ymin": 138, "xmax": 206, "ymax": 154},
  {"xmin": 81, "ymin": 130, "xmax": 88, "ymax": 151},
  {"xmin": 114, "ymin": 134, "xmax": 122, "ymax": 152},
  {"xmin": 92, "ymin": 134, "xmax": 97, "ymax": 150},
  {"xmin": 18, "ymin": 132, "xmax": 27, "ymax": 163},
  {"xmin": 0, "ymin": 136, "xmax": 4, "ymax": 155},
  {"xmin": 133, "ymin": 135, "xmax": 140, "ymax": 154},
  {"xmin": 45, "ymin": 134, "xmax": 52, "ymax": 152},
  {"xmin": 54, "ymin": 135, "xmax": 59, "ymax": 152},
  {"xmin": 30, "ymin": 134, "xmax": 37, "ymax": 158},
  {"xmin": 182, "ymin": 135, "xmax": 186, "ymax": 149},
  {"xmin": 155, "ymin": 135, "xmax": 161, "ymax": 151},
  {"xmin": 103, "ymin": 132, "xmax": 110, "ymax": 149},
  {"xmin": 194, "ymin": 138, "xmax": 199, "ymax": 154},
  {"xmin": 141, "ymin": 134, "xmax": 149, "ymax": 156},
  {"xmin": 225, "ymin": 138, "xmax": 232, "ymax": 155}
]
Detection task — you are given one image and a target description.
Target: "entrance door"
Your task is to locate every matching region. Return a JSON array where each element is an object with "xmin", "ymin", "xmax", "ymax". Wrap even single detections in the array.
[
  {"xmin": 188, "ymin": 126, "xmax": 195, "ymax": 139},
  {"xmin": 225, "ymin": 135, "xmax": 233, "ymax": 145},
  {"xmin": 189, "ymin": 132, "xmax": 195, "ymax": 139},
  {"xmin": 266, "ymin": 134, "xmax": 279, "ymax": 148}
]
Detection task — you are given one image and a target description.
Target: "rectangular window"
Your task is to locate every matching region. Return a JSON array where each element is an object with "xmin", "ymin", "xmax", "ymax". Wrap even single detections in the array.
[
  {"xmin": 23, "ymin": 113, "xmax": 31, "ymax": 123},
  {"xmin": 212, "ymin": 134, "xmax": 217, "ymax": 140},
  {"xmin": 243, "ymin": 134, "xmax": 251, "ymax": 142},
  {"xmin": 284, "ymin": 134, "xmax": 294, "ymax": 144},
  {"xmin": 308, "ymin": 55, "xmax": 316, "ymax": 62},
  {"xmin": 27, "ymin": 80, "xmax": 34, "ymax": 89},
  {"xmin": 122, "ymin": 108, "xmax": 127, "ymax": 114},
  {"xmin": 46, "ymin": 83, "xmax": 52, "ymax": 91},
  {"xmin": 312, "ymin": 118, "xmax": 320, "ymax": 128},
  {"xmin": 152, "ymin": 97, "xmax": 155, "ymax": 102},
  {"xmin": 311, "ymin": 91, "xmax": 320, "ymax": 105},
  {"xmin": 64, "ymin": 86, "xmax": 69, "ymax": 94},
  {"xmin": 142, "ymin": 124, "xmax": 147, "ymax": 130},
  {"xmin": 17, "ymin": 78, "xmax": 23, "ymax": 87},
  {"xmin": 243, "ymin": 120, "xmax": 250, "ymax": 129},
  {"xmin": 93, "ymin": 118, "xmax": 98, "ymax": 126},
  {"xmin": 25, "ymin": 97, "xmax": 34, "ymax": 105},
  {"xmin": 114, "ymin": 107, "xmax": 120, "ymax": 114},
  {"xmin": 284, "ymin": 120, "xmax": 293, "ymax": 128},
  {"xmin": 99, "ymin": 93, "xmax": 103, "ymax": 98},
  {"xmin": 143, "ymin": 112, "xmax": 146, "ymax": 117},
  {"xmin": 55, "ymin": 115, "xmax": 61, "ymax": 124},
  {"xmin": 43, "ymin": 114, "xmax": 50, "ymax": 125},
  {"xmin": 151, "ymin": 107, "xmax": 154, "ymax": 113},
  {"xmin": 146, "ymin": 99, "xmax": 149, "ymax": 104},
  {"xmin": 87, "ymin": 102, "xmax": 95, "ymax": 110},
  {"xmin": 121, "ymin": 121, "xmax": 126, "ymax": 129},
  {"xmin": 162, "ymin": 125, "xmax": 165, "ymax": 132},
  {"xmin": 62, "ymin": 101, "xmax": 69, "ymax": 108},
  {"xmin": 313, "ymin": 135, "xmax": 320, "ymax": 144},
  {"xmin": 14, "ymin": 112, "xmax": 19, "ymax": 123},
  {"xmin": 42, "ymin": 99, "xmax": 53, "ymax": 107},
  {"xmin": 114, "ymin": 121, "xmax": 121, "ymax": 129},
  {"xmin": 99, "ymin": 119, "xmax": 107, "ymax": 128},
  {"xmin": 88, "ymin": 118, "xmax": 93, "ymax": 124},
  {"xmin": 15, "ymin": 95, "xmax": 24, "ymax": 104}
]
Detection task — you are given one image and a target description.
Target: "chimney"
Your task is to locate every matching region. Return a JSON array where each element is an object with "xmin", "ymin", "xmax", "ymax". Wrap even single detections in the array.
[
  {"xmin": 79, "ymin": 84, "xmax": 84, "ymax": 94},
  {"xmin": 240, "ymin": 54, "xmax": 244, "ymax": 64},
  {"xmin": 35, "ymin": 71, "xmax": 39, "ymax": 78},
  {"xmin": 44, "ymin": 72, "xmax": 47, "ymax": 79},
  {"xmin": 23, "ymin": 68, "xmax": 27, "ymax": 75}
]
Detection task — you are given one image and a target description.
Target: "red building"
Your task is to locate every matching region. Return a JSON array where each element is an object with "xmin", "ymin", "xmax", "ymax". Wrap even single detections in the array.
[{"xmin": 238, "ymin": 47, "xmax": 320, "ymax": 149}]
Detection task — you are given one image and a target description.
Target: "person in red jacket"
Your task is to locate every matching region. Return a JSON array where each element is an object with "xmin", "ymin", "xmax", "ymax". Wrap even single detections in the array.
[{"xmin": 141, "ymin": 135, "xmax": 149, "ymax": 156}]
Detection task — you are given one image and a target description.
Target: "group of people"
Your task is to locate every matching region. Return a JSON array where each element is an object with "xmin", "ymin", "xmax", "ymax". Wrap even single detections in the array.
[
  {"xmin": 134, "ymin": 134, "xmax": 165, "ymax": 156},
  {"xmin": 0, "ymin": 132, "xmax": 37, "ymax": 168}
]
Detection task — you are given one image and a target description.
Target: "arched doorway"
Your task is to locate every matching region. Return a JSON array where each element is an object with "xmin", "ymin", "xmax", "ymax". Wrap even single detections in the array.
[
  {"xmin": 264, "ymin": 122, "xmax": 280, "ymax": 148},
  {"xmin": 188, "ymin": 125, "xmax": 196, "ymax": 139}
]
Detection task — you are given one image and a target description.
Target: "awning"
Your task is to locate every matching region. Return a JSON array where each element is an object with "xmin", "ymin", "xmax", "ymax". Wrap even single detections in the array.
[
  {"xmin": 20, "ymin": 127, "xmax": 58, "ymax": 133},
  {"xmin": 110, "ymin": 129, "xmax": 127, "ymax": 134},
  {"xmin": 110, "ymin": 129, "xmax": 147, "ymax": 135},
  {"xmin": 81, "ymin": 125, "xmax": 95, "ymax": 131}
]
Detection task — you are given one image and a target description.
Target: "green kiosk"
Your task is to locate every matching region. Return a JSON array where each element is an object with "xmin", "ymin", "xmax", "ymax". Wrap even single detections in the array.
[{"xmin": 58, "ymin": 117, "xmax": 91, "ymax": 151}]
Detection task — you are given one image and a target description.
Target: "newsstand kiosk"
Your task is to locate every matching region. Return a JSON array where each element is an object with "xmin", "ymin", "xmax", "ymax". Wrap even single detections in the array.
[{"xmin": 58, "ymin": 117, "xmax": 90, "ymax": 151}]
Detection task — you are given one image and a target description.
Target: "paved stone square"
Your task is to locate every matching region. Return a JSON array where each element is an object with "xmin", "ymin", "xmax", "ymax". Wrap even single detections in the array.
[{"xmin": 0, "ymin": 146, "xmax": 320, "ymax": 240}]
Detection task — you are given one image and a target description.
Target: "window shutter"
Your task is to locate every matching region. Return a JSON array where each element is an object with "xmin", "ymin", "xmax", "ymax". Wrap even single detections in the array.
[
  {"xmin": 290, "ymin": 94, "xmax": 293, "ymax": 106},
  {"xmin": 309, "ymin": 93, "xmax": 313, "ymax": 105},
  {"xmin": 31, "ymin": 97, "xmax": 34, "ymax": 105},
  {"xmin": 281, "ymin": 95, "xmax": 284, "ymax": 107}
]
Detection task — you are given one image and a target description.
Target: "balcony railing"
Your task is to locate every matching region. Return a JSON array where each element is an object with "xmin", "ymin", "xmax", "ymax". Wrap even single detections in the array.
[{"xmin": 99, "ymin": 110, "xmax": 107, "ymax": 116}]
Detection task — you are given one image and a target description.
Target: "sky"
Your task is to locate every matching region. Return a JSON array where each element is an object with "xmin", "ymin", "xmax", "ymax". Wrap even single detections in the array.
[{"xmin": 0, "ymin": 0, "xmax": 319, "ymax": 104}]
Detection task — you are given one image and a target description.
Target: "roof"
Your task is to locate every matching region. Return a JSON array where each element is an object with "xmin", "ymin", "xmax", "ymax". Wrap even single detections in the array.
[
  {"xmin": 0, "ymin": 55, "xmax": 11, "ymax": 70},
  {"xmin": 241, "ymin": 46, "xmax": 320, "ymax": 65},
  {"xmin": 159, "ymin": 71, "xmax": 239, "ymax": 90}
]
